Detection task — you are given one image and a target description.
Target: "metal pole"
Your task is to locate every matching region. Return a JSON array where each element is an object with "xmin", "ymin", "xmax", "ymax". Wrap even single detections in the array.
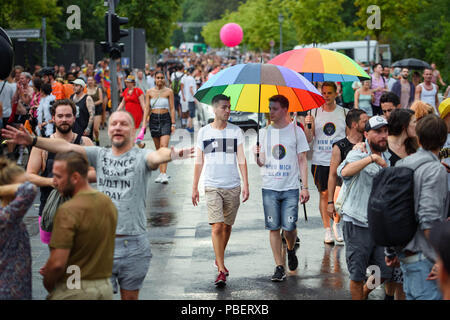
[
  {"xmin": 131, "ymin": 27, "xmax": 134, "ymax": 70},
  {"xmin": 279, "ymin": 22, "xmax": 282, "ymax": 54},
  {"xmin": 108, "ymin": 0, "xmax": 119, "ymax": 111},
  {"xmin": 42, "ymin": 17, "xmax": 47, "ymax": 67},
  {"xmin": 366, "ymin": 35, "xmax": 370, "ymax": 66}
]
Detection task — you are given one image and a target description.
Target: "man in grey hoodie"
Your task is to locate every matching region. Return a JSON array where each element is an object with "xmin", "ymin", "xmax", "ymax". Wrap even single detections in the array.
[{"xmin": 386, "ymin": 114, "xmax": 448, "ymax": 300}]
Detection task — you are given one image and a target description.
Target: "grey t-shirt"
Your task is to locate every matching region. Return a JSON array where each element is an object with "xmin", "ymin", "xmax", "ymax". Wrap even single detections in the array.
[{"xmin": 85, "ymin": 146, "xmax": 152, "ymax": 235}]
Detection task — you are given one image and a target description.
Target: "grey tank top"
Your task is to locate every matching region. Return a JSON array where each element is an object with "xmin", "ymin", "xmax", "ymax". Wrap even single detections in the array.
[{"xmin": 151, "ymin": 96, "xmax": 169, "ymax": 110}]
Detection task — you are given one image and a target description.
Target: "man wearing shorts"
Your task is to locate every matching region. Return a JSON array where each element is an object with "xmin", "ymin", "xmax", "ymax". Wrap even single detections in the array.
[
  {"xmin": 181, "ymin": 67, "xmax": 197, "ymax": 133},
  {"xmin": 254, "ymin": 95, "xmax": 310, "ymax": 281},
  {"xmin": 337, "ymin": 116, "xmax": 394, "ymax": 299},
  {"xmin": 304, "ymin": 82, "xmax": 347, "ymax": 244},
  {"xmin": 192, "ymin": 94, "xmax": 249, "ymax": 287},
  {"xmin": 2, "ymin": 110, "xmax": 193, "ymax": 300}
]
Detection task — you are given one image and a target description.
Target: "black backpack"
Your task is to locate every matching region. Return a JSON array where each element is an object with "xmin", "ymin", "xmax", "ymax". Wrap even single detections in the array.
[{"xmin": 368, "ymin": 158, "xmax": 431, "ymax": 247}]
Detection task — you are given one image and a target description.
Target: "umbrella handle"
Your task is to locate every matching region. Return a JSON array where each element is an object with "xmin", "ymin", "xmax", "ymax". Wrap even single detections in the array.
[{"xmin": 307, "ymin": 110, "xmax": 312, "ymax": 129}]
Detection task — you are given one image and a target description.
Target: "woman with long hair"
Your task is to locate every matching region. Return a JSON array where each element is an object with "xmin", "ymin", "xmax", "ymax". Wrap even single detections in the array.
[
  {"xmin": 0, "ymin": 158, "xmax": 37, "ymax": 299},
  {"xmin": 383, "ymin": 108, "xmax": 419, "ymax": 300},
  {"xmin": 142, "ymin": 71, "xmax": 176, "ymax": 184},
  {"xmin": 354, "ymin": 80, "xmax": 374, "ymax": 116},
  {"xmin": 86, "ymin": 76, "xmax": 103, "ymax": 146}
]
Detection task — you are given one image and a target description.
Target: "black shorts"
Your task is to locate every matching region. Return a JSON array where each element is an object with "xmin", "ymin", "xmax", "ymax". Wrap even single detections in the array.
[
  {"xmin": 149, "ymin": 112, "xmax": 171, "ymax": 138},
  {"xmin": 95, "ymin": 104, "xmax": 103, "ymax": 116},
  {"xmin": 174, "ymin": 95, "xmax": 181, "ymax": 108},
  {"xmin": 188, "ymin": 101, "xmax": 196, "ymax": 118},
  {"xmin": 311, "ymin": 164, "xmax": 330, "ymax": 192}
]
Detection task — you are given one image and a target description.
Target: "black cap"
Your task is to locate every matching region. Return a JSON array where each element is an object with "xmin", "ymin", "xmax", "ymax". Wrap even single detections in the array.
[{"xmin": 429, "ymin": 221, "xmax": 450, "ymax": 274}]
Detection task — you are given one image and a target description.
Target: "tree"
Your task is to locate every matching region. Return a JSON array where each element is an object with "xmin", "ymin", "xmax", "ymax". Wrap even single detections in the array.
[
  {"xmin": 289, "ymin": 0, "xmax": 349, "ymax": 45},
  {"xmin": 0, "ymin": 0, "xmax": 62, "ymax": 43}
]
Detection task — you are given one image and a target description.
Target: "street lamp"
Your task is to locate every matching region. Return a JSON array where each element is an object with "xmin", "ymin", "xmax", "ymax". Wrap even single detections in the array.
[{"xmin": 278, "ymin": 13, "xmax": 284, "ymax": 54}]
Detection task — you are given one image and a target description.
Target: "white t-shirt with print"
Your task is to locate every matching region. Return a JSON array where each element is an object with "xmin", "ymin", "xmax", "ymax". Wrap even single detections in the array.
[
  {"xmin": 311, "ymin": 105, "xmax": 347, "ymax": 166},
  {"xmin": 197, "ymin": 123, "xmax": 244, "ymax": 189},
  {"xmin": 260, "ymin": 122, "xmax": 309, "ymax": 191}
]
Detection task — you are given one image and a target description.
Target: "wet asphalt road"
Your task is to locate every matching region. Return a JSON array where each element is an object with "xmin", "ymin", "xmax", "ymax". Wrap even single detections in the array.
[{"xmin": 24, "ymin": 120, "xmax": 385, "ymax": 300}]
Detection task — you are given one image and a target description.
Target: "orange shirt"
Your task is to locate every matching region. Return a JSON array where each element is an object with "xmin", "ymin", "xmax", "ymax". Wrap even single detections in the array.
[
  {"xmin": 63, "ymin": 83, "xmax": 74, "ymax": 99},
  {"xmin": 51, "ymin": 81, "xmax": 65, "ymax": 100}
]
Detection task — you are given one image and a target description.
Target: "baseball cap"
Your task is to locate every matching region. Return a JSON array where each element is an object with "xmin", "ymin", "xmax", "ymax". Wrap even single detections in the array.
[
  {"xmin": 429, "ymin": 221, "xmax": 450, "ymax": 273},
  {"xmin": 365, "ymin": 115, "xmax": 388, "ymax": 132},
  {"xmin": 72, "ymin": 78, "xmax": 86, "ymax": 87},
  {"xmin": 439, "ymin": 98, "xmax": 450, "ymax": 119}
]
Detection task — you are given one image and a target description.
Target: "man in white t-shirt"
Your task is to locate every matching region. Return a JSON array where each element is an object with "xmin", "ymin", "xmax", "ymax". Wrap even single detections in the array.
[
  {"xmin": 304, "ymin": 82, "xmax": 347, "ymax": 244},
  {"xmin": 254, "ymin": 95, "xmax": 310, "ymax": 282},
  {"xmin": 181, "ymin": 67, "xmax": 197, "ymax": 133},
  {"xmin": 192, "ymin": 94, "xmax": 249, "ymax": 287}
]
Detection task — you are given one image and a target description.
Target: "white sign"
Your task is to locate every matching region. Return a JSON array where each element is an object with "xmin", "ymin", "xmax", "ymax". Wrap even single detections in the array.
[{"xmin": 6, "ymin": 29, "xmax": 41, "ymax": 39}]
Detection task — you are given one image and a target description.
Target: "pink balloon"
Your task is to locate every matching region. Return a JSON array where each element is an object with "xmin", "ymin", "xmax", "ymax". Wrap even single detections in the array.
[{"xmin": 220, "ymin": 23, "xmax": 243, "ymax": 47}]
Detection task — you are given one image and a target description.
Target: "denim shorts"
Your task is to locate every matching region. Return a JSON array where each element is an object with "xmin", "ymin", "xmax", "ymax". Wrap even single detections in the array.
[
  {"xmin": 262, "ymin": 188, "xmax": 299, "ymax": 231},
  {"xmin": 188, "ymin": 101, "xmax": 196, "ymax": 118},
  {"xmin": 110, "ymin": 234, "xmax": 152, "ymax": 293},
  {"xmin": 343, "ymin": 221, "xmax": 393, "ymax": 282},
  {"xmin": 399, "ymin": 253, "xmax": 442, "ymax": 300}
]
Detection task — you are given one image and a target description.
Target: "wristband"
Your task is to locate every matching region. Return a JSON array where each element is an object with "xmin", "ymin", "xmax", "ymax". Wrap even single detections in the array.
[
  {"xmin": 31, "ymin": 135, "xmax": 38, "ymax": 147},
  {"xmin": 328, "ymin": 201, "xmax": 334, "ymax": 204}
]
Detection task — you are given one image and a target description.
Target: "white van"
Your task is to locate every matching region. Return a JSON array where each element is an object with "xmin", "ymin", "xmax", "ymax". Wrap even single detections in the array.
[{"xmin": 294, "ymin": 40, "xmax": 392, "ymax": 67}]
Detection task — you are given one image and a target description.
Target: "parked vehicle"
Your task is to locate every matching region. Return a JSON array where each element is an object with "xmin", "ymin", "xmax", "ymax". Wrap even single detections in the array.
[
  {"xmin": 198, "ymin": 102, "xmax": 266, "ymax": 131},
  {"xmin": 294, "ymin": 40, "xmax": 392, "ymax": 67}
]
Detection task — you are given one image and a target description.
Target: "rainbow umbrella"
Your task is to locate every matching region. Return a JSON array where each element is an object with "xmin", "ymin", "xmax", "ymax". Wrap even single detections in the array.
[
  {"xmin": 194, "ymin": 62, "xmax": 324, "ymax": 155},
  {"xmin": 268, "ymin": 48, "xmax": 370, "ymax": 82},
  {"xmin": 195, "ymin": 63, "xmax": 324, "ymax": 114}
]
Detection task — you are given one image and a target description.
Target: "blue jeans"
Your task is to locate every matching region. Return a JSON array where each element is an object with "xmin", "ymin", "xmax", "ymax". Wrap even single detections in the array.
[
  {"xmin": 262, "ymin": 188, "xmax": 299, "ymax": 231},
  {"xmin": 399, "ymin": 252, "xmax": 442, "ymax": 300}
]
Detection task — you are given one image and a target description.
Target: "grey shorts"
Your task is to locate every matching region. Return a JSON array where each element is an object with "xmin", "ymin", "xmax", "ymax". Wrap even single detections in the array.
[
  {"xmin": 110, "ymin": 234, "xmax": 152, "ymax": 293},
  {"xmin": 343, "ymin": 221, "xmax": 393, "ymax": 282}
]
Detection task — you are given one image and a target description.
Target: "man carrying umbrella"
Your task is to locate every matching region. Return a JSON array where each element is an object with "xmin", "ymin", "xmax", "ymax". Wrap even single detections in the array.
[
  {"xmin": 304, "ymin": 82, "xmax": 347, "ymax": 245},
  {"xmin": 254, "ymin": 95, "xmax": 310, "ymax": 281}
]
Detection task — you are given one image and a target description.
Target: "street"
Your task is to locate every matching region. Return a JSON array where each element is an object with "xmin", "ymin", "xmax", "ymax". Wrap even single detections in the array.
[{"xmin": 25, "ymin": 120, "xmax": 385, "ymax": 300}]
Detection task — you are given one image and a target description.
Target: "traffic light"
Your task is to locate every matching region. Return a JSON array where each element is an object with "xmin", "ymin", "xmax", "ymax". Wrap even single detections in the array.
[
  {"xmin": 103, "ymin": 11, "xmax": 128, "ymax": 59},
  {"xmin": 111, "ymin": 13, "xmax": 128, "ymax": 43}
]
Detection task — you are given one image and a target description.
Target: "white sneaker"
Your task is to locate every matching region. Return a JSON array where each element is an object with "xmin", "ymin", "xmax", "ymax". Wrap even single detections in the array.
[
  {"xmin": 333, "ymin": 222, "xmax": 344, "ymax": 244},
  {"xmin": 154, "ymin": 173, "xmax": 163, "ymax": 183},
  {"xmin": 160, "ymin": 173, "xmax": 169, "ymax": 184},
  {"xmin": 324, "ymin": 228, "xmax": 334, "ymax": 244}
]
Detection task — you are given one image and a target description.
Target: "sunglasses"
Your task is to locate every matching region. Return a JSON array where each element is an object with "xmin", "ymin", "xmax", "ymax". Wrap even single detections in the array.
[{"xmin": 382, "ymin": 109, "xmax": 394, "ymax": 114}]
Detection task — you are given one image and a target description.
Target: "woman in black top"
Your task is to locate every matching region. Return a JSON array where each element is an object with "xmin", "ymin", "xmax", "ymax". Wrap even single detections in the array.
[{"xmin": 387, "ymin": 109, "xmax": 418, "ymax": 166}]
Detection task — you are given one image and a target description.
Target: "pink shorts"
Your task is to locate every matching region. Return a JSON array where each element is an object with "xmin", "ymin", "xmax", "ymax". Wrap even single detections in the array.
[{"xmin": 38, "ymin": 216, "xmax": 52, "ymax": 244}]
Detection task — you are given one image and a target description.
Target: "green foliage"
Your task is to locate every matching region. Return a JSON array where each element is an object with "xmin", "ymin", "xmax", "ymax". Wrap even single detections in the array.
[
  {"xmin": 289, "ymin": 0, "xmax": 349, "ymax": 45},
  {"xmin": 0, "ymin": 0, "xmax": 62, "ymax": 43},
  {"xmin": 202, "ymin": 0, "xmax": 297, "ymax": 51}
]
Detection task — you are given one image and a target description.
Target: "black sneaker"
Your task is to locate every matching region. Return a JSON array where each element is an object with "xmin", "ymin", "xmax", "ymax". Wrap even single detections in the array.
[
  {"xmin": 287, "ymin": 248, "xmax": 298, "ymax": 271},
  {"xmin": 271, "ymin": 265, "xmax": 286, "ymax": 282}
]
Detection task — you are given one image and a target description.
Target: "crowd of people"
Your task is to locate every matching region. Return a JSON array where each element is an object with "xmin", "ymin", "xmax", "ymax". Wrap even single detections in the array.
[{"xmin": 0, "ymin": 48, "xmax": 449, "ymax": 301}]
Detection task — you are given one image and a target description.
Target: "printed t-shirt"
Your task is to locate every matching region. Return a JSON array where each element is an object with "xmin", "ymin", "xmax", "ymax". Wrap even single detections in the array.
[
  {"xmin": 197, "ymin": 123, "xmax": 244, "ymax": 189},
  {"xmin": 84, "ymin": 146, "xmax": 152, "ymax": 235},
  {"xmin": 312, "ymin": 105, "xmax": 347, "ymax": 166},
  {"xmin": 260, "ymin": 122, "xmax": 309, "ymax": 191}
]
